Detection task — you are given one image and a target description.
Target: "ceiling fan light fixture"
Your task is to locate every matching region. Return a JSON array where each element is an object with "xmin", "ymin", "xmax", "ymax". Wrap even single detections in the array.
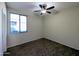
[
  {"xmin": 34, "ymin": 3, "xmax": 55, "ymax": 15},
  {"xmin": 41, "ymin": 10, "xmax": 46, "ymax": 14}
]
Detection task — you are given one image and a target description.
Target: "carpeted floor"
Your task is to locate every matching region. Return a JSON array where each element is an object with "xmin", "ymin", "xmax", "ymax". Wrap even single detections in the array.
[{"xmin": 5, "ymin": 38, "xmax": 79, "ymax": 56}]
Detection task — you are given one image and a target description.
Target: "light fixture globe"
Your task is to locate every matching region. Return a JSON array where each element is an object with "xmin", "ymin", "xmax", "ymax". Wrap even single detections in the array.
[{"xmin": 41, "ymin": 10, "xmax": 46, "ymax": 14}]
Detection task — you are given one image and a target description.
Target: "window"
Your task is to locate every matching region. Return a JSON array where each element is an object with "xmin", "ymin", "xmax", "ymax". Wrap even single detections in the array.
[{"xmin": 10, "ymin": 13, "xmax": 27, "ymax": 33}]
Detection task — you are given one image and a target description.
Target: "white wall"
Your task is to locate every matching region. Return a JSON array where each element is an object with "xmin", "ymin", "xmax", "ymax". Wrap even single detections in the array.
[
  {"xmin": 44, "ymin": 6, "xmax": 79, "ymax": 50},
  {"xmin": 7, "ymin": 6, "xmax": 79, "ymax": 50},
  {"xmin": 0, "ymin": 6, "xmax": 3, "ymax": 56},
  {"xmin": 7, "ymin": 8, "xmax": 43, "ymax": 48},
  {"xmin": 2, "ymin": 3, "xmax": 7, "ymax": 52},
  {"xmin": 0, "ymin": 2, "xmax": 7, "ymax": 55}
]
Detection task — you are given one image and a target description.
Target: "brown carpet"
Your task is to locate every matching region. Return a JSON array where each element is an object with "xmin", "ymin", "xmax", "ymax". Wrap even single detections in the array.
[{"xmin": 5, "ymin": 38, "xmax": 79, "ymax": 56}]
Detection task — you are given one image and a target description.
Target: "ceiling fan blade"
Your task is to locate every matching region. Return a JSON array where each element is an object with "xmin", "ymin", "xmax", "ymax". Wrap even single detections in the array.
[
  {"xmin": 34, "ymin": 10, "xmax": 41, "ymax": 12},
  {"xmin": 40, "ymin": 13, "xmax": 43, "ymax": 15},
  {"xmin": 46, "ymin": 11, "xmax": 51, "ymax": 14},
  {"xmin": 39, "ymin": 4, "xmax": 43, "ymax": 9},
  {"xmin": 46, "ymin": 6, "xmax": 55, "ymax": 10},
  {"xmin": 43, "ymin": 4, "xmax": 47, "ymax": 9},
  {"xmin": 43, "ymin": 6, "xmax": 46, "ymax": 9}
]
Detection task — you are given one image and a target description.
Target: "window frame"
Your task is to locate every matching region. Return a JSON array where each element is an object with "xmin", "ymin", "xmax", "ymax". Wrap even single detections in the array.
[{"xmin": 9, "ymin": 12, "xmax": 28, "ymax": 33}]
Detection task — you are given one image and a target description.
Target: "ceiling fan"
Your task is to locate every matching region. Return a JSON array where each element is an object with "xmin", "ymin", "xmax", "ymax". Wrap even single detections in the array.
[{"xmin": 34, "ymin": 4, "xmax": 55, "ymax": 15}]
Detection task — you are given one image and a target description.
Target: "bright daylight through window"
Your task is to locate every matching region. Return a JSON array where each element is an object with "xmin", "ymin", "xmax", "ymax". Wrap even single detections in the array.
[{"xmin": 10, "ymin": 13, "xmax": 27, "ymax": 33}]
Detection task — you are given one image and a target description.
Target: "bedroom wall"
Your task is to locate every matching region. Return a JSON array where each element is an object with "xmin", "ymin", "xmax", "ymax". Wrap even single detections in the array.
[
  {"xmin": 0, "ymin": 3, "xmax": 3, "ymax": 55},
  {"xmin": 7, "ymin": 6, "xmax": 79, "ymax": 50},
  {"xmin": 7, "ymin": 8, "xmax": 43, "ymax": 48},
  {"xmin": 44, "ymin": 6, "xmax": 79, "ymax": 50},
  {"xmin": 0, "ymin": 2, "xmax": 7, "ymax": 55},
  {"xmin": 2, "ymin": 2, "xmax": 7, "ymax": 52}
]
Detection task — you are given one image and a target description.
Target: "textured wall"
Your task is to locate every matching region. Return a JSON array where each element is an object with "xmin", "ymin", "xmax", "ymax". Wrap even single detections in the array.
[
  {"xmin": 0, "ymin": 2, "xmax": 7, "ymax": 55},
  {"xmin": 44, "ymin": 6, "xmax": 79, "ymax": 50},
  {"xmin": 7, "ymin": 8, "xmax": 43, "ymax": 48}
]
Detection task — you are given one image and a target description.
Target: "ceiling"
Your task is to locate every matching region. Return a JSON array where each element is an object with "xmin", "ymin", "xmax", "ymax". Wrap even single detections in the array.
[{"xmin": 6, "ymin": 2, "xmax": 79, "ymax": 12}]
